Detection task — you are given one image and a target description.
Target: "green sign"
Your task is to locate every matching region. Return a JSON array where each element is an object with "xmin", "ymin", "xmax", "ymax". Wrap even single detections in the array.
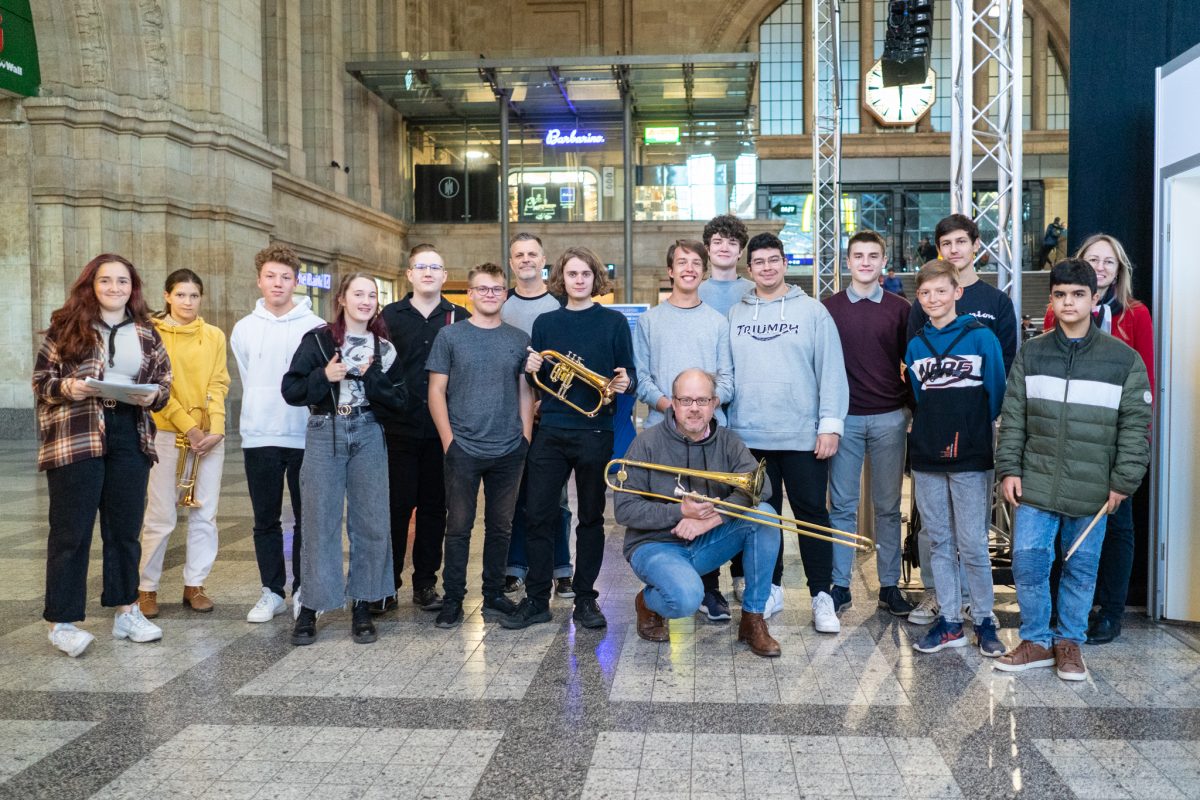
[
  {"xmin": 0, "ymin": 0, "xmax": 39, "ymax": 98},
  {"xmin": 644, "ymin": 126, "xmax": 680, "ymax": 145},
  {"xmin": 771, "ymin": 203, "xmax": 798, "ymax": 215}
]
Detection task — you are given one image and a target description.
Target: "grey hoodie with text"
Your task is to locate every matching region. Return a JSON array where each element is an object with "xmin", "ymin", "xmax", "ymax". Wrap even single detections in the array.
[{"xmin": 726, "ymin": 285, "xmax": 849, "ymax": 452}]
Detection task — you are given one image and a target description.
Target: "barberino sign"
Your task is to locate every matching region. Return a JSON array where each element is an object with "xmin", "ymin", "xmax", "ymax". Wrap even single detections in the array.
[{"xmin": 544, "ymin": 128, "xmax": 606, "ymax": 146}]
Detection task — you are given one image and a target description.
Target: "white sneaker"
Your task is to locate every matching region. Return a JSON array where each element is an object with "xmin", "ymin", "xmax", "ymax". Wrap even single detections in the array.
[
  {"xmin": 49, "ymin": 623, "xmax": 94, "ymax": 657},
  {"xmin": 908, "ymin": 593, "xmax": 940, "ymax": 625},
  {"xmin": 732, "ymin": 577, "xmax": 746, "ymax": 603},
  {"xmin": 247, "ymin": 587, "xmax": 287, "ymax": 623},
  {"xmin": 812, "ymin": 592, "xmax": 841, "ymax": 634},
  {"xmin": 762, "ymin": 584, "xmax": 784, "ymax": 620},
  {"xmin": 112, "ymin": 605, "xmax": 163, "ymax": 643}
]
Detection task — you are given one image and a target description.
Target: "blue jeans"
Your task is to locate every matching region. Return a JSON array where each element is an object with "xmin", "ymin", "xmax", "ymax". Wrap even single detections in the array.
[
  {"xmin": 912, "ymin": 470, "xmax": 994, "ymax": 625},
  {"xmin": 1092, "ymin": 496, "xmax": 1135, "ymax": 621},
  {"xmin": 829, "ymin": 410, "xmax": 907, "ymax": 588},
  {"xmin": 628, "ymin": 503, "xmax": 780, "ymax": 616},
  {"xmin": 507, "ymin": 479, "xmax": 572, "ymax": 580},
  {"xmin": 1013, "ymin": 504, "xmax": 1108, "ymax": 646},
  {"xmin": 298, "ymin": 413, "xmax": 394, "ymax": 612}
]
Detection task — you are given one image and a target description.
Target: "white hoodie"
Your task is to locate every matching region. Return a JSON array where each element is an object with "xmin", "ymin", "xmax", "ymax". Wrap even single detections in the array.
[{"xmin": 229, "ymin": 297, "xmax": 324, "ymax": 448}]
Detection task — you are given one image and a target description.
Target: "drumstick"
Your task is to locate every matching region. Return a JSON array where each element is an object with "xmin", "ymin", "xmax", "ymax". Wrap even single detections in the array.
[{"xmin": 1064, "ymin": 504, "xmax": 1110, "ymax": 561}]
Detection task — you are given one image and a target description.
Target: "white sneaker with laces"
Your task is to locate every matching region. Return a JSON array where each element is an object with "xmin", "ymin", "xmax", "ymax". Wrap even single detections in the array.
[
  {"xmin": 112, "ymin": 605, "xmax": 162, "ymax": 643},
  {"xmin": 762, "ymin": 584, "xmax": 784, "ymax": 620},
  {"xmin": 908, "ymin": 593, "xmax": 940, "ymax": 625},
  {"xmin": 248, "ymin": 587, "xmax": 287, "ymax": 623},
  {"xmin": 812, "ymin": 591, "xmax": 841, "ymax": 634},
  {"xmin": 732, "ymin": 577, "xmax": 746, "ymax": 603},
  {"xmin": 49, "ymin": 623, "xmax": 94, "ymax": 657}
]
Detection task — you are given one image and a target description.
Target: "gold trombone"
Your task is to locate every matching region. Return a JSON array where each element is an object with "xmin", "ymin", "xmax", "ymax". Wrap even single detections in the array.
[
  {"xmin": 175, "ymin": 405, "xmax": 209, "ymax": 508},
  {"xmin": 530, "ymin": 349, "xmax": 617, "ymax": 418},
  {"xmin": 606, "ymin": 458, "xmax": 876, "ymax": 552}
]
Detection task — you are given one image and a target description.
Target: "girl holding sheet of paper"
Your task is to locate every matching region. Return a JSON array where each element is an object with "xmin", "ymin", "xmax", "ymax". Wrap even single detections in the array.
[{"xmin": 32, "ymin": 253, "xmax": 172, "ymax": 658}]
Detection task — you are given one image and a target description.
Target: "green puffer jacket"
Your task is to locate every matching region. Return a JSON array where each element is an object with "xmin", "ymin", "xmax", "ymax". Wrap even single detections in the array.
[{"xmin": 996, "ymin": 324, "xmax": 1152, "ymax": 517}]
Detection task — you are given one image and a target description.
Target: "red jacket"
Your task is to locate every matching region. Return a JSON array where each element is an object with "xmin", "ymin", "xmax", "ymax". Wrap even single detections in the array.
[{"xmin": 1042, "ymin": 301, "xmax": 1154, "ymax": 395}]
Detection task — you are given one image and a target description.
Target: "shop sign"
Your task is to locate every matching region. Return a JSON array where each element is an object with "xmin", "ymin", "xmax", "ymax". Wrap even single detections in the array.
[
  {"xmin": 545, "ymin": 128, "xmax": 606, "ymax": 146},
  {"xmin": 0, "ymin": 0, "xmax": 40, "ymax": 97},
  {"xmin": 299, "ymin": 272, "xmax": 332, "ymax": 290},
  {"xmin": 644, "ymin": 126, "xmax": 680, "ymax": 145}
]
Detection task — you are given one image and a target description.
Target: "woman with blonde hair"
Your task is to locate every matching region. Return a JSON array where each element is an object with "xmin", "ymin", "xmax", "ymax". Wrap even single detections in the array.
[{"xmin": 1043, "ymin": 233, "xmax": 1154, "ymax": 645}]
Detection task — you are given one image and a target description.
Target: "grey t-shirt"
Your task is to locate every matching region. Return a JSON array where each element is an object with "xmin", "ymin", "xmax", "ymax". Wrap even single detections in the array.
[
  {"xmin": 500, "ymin": 289, "xmax": 563, "ymax": 337},
  {"xmin": 698, "ymin": 277, "xmax": 754, "ymax": 317},
  {"xmin": 425, "ymin": 321, "xmax": 530, "ymax": 458}
]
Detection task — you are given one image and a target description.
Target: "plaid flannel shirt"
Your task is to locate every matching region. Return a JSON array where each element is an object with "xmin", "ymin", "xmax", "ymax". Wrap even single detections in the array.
[{"xmin": 33, "ymin": 321, "xmax": 172, "ymax": 471}]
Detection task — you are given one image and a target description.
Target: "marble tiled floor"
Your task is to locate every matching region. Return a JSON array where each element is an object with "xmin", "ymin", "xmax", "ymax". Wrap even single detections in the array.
[{"xmin": 0, "ymin": 439, "xmax": 1198, "ymax": 799}]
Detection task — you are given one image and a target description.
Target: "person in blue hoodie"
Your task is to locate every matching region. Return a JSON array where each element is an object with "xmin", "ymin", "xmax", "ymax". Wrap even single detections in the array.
[
  {"xmin": 904, "ymin": 259, "xmax": 1007, "ymax": 657},
  {"xmin": 727, "ymin": 232, "xmax": 849, "ymax": 635}
]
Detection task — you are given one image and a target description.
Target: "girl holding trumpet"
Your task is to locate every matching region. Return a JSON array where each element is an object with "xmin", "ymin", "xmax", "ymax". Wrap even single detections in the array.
[{"xmin": 137, "ymin": 269, "xmax": 230, "ymax": 618}]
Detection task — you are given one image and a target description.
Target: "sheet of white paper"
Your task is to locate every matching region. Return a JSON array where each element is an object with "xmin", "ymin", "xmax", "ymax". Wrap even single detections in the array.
[{"xmin": 83, "ymin": 378, "xmax": 159, "ymax": 404}]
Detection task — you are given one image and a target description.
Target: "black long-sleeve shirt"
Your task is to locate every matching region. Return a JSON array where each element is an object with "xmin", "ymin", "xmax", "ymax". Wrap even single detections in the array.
[{"xmin": 380, "ymin": 295, "xmax": 470, "ymax": 439}]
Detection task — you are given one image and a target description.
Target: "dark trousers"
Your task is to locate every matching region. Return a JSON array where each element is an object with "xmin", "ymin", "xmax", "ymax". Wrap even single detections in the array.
[
  {"xmin": 1092, "ymin": 496, "xmax": 1136, "ymax": 620},
  {"xmin": 525, "ymin": 426, "xmax": 613, "ymax": 609},
  {"xmin": 244, "ymin": 445, "xmax": 304, "ymax": 600},
  {"xmin": 385, "ymin": 433, "xmax": 447, "ymax": 592},
  {"xmin": 442, "ymin": 440, "xmax": 527, "ymax": 604},
  {"xmin": 752, "ymin": 448, "xmax": 834, "ymax": 596},
  {"xmin": 44, "ymin": 404, "xmax": 151, "ymax": 622}
]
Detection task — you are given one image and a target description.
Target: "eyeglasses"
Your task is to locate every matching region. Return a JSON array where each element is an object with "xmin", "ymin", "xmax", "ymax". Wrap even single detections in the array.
[
  {"xmin": 749, "ymin": 255, "xmax": 785, "ymax": 268},
  {"xmin": 469, "ymin": 285, "xmax": 506, "ymax": 297},
  {"xmin": 673, "ymin": 396, "xmax": 715, "ymax": 407},
  {"xmin": 1085, "ymin": 256, "xmax": 1118, "ymax": 270},
  {"xmin": 411, "ymin": 263, "xmax": 445, "ymax": 272}
]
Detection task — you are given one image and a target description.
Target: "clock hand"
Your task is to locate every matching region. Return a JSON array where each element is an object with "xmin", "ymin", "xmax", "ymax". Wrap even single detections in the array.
[{"xmin": 898, "ymin": 85, "xmax": 905, "ymax": 107}]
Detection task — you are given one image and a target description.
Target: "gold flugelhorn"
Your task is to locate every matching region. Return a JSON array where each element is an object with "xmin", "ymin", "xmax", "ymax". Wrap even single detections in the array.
[
  {"xmin": 175, "ymin": 405, "xmax": 209, "ymax": 508},
  {"xmin": 531, "ymin": 349, "xmax": 617, "ymax": 418},
  {"xmin": 606, "ymin": 458, "xmax": 876, "ymax": 552}
]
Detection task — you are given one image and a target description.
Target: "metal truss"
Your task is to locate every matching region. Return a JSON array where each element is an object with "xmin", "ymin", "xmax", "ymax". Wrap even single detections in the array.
[
  {"xmin": 811, "ymin": 0, "xmax": 842, "ymax": 300},
  {"xmin": 951, "ymin": 0, "xmax": 1023, "ymax": 319}
]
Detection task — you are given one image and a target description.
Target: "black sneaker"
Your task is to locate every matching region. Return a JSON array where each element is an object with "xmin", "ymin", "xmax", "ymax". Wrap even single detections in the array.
[
  {"xmin": 291, "ymin": 607, "xmax": 317, "ymax": 646},
  {"xmin": 878, "ymin": 586, "xmax": 915, "ymax": 617},
  {"xmin": 435, "ymin": 600, "xmax": 464, "ymax": 629},
  {"xmin": 499, "ymin": 598, "xmax": 552, "ymax": 630},
  {"xmin": 700, "ymin": 590, "xmax": 732, "ymax": 622},
  {"xmin": 413, "ymin": 586, "xmax": 444, "ymax": 611},
  {"xmin": 554, "ymin": 577, "xmax": 576, "ymax": 598},
  {"xmin": 351, "ymin": 601, "xmax": 377, "ymax": 644},
  {"xmin": 572, "ymin": 599, "xmax": 607, "ymax": 629},
  {"xmin": 503, "ymin": 575, "xmax": 524, "ymax": 594},
  {"xmin": 830, "ymin": 585, "xmax": 853, "ymax": 614},
  {"xmin": 482, "ymin": 595, "xmax": 519, "ymax": 622},
  {"xmin": 368, "ymin": 596, "xmax": 398, "ymax": 616}
]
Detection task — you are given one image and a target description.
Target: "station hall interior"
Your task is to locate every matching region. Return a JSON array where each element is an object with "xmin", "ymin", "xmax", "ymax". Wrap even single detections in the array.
[{"xmin": 2, "ymin": 1, "xmax": 1200, "ymax": 799}]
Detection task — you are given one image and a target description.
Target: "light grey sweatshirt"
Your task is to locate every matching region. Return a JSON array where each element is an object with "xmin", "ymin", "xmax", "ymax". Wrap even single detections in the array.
[
  {"xmin": 633, "ymin": 300, "xmax": 734, "ymax": 428},
  {"xmin": 727, "ymin": 285, "xmax": 849, "ymax": 451}
]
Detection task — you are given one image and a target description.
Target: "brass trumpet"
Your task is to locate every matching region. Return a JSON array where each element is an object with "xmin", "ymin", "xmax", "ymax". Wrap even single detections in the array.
[
  {"xmin": 606, "ymin": 458, "xmax": 876, "ymax": 552},
  {"xmin": 531, "ymin": 349, "xmax": 617, "ymax": 418},
  {"xmin": 175, "ymin": 406, "xmax": 209, "ymax": 508}
]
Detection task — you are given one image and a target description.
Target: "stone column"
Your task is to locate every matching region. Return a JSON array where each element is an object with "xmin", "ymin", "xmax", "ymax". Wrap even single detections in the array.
[{"xmin": 301, "ymin": 0, "xmax": 347, "ymax": 192}]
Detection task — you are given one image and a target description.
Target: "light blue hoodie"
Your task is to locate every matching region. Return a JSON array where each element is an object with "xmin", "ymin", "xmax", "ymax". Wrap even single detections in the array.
[{"xmin": 727, "ymin": 284, "xmax": 849, "ymax": 451}]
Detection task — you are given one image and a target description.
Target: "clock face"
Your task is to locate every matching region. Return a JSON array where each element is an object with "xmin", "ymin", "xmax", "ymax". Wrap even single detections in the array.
[{"xmin": 863, "ymin": 59, "xmax": 936, "ymax": 126}]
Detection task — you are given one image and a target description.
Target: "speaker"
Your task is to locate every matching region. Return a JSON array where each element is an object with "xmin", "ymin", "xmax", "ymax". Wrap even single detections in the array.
[{"xmin": 881, "ymin": 0, "xmax": 934, "ymax": 87}]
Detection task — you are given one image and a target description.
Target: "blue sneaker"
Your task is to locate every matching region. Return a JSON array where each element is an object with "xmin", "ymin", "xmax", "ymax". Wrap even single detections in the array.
[
  {"xmin": 700, "ymin": 590, "xmax": 732, "ymax": 622},
  {"xmin": 829, "ymin": 585, "xmax": 852, "ymax": 614},
  {"xmin": 912, "ymin": 617, "xmax": 967, "ymax": 653},
  {"xmin": 974, "ymin": 618, "xmax": 1005, "ymax": 657}
]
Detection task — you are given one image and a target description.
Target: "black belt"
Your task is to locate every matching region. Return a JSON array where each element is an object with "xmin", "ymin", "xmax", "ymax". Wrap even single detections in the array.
[
  {"xmin": 310, "ymin": 405, "xmax": 372, "ymax": 418},
  {"xmin": 101, "ymin": 399, "xmax": 138, "ymax": 413}
]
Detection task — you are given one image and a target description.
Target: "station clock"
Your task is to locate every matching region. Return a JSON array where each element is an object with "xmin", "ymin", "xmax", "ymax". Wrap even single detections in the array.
[{"xmin": 863, "ymin": 58, "xmax": 936, "ymax": 127}]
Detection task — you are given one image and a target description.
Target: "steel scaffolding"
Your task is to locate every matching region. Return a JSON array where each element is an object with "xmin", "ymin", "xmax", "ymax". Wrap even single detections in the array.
[
  {"xmin": 950, "ymin": 0, "xmax": 1023, "ymax": 320},
  {"xmin": 811, "ymin": 0, "xmax": 842, "ymax": 300}
]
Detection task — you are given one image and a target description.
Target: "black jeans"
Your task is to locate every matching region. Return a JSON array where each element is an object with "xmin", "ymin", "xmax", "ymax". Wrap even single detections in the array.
[
  {"xmin": 442, "ymin": 439, "xmax": 527, "ymax": 604},
  {"xmin": 386, "ymin": 433, "xmax": 447, "ymax": 592},
  {"xmin": 525, "ymin": 426, "xmax": 613, "ymax": 609},
  {"xmin": 44, "ymin": 404, "xmax": 151, "ymax": 622},
  {"xmin": 752, "ymin": 448, "xmax": 834, "ymax": 597},
  {"xmin": 244, "ymin": 446, "xmax": 304, "ymax": 599},
  {"xmin": 1092, "ymin": 496, "xmax": 1136, "ymax": 620}
]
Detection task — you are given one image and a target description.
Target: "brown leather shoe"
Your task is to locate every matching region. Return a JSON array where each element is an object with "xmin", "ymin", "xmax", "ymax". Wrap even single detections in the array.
[
  {"xmin": 993, "ymin": 639, "xmax": 1055, "ymax": 673},
  {"xmin": 737, "ymin": 612, "xmax": 781, "ymax": 658},
  {"xmin": 182, "ymin": 585, "xmax": 214, "ymax": 612},
  {"xmin": 635, "ymin": 589, "xmax": 669, "ymax": 642},
  {"xmin": 138, "ymin": 590, "xmax": 159, "ymax": 619},
  {"xmin": 1053, "ymin": 639, "xmax": 1088, "ymax": 682}
]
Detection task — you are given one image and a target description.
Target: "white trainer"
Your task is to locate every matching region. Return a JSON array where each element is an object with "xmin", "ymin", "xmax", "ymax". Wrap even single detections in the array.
[
  {"xmin": 49, "ymin": 623, "xmax": 94, "ymax": 657},
  {"xmin": 732, "ymin": 577, "xmax": 746, "ymax": 603},
  {"xmin": 247, "ymin": 587, "xmax": 287, "ymax": 623},
  {"xmin": 908, "ymin": 593, "xmax": 940, "ymax": 625},
  {"xmin": 112, "ymin": 605, "xmax": 163, "ymax": 643},
  {"xmin": 762, "ymin": 584, "xmax": 784, "ymax": 620},
  {"xmin": 812, "ymin": 592, "xmax": 841, "ymax": 634}
]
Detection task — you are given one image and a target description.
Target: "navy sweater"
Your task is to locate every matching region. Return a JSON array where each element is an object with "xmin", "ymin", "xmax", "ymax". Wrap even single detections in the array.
[{"xmin": 530, "ymin": 303, "xmax": 637, "ymax": 431}]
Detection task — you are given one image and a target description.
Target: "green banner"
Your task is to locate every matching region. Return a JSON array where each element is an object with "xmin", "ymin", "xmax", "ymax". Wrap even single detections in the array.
[{"xmin": 0, "ymin": 0, "xmax": 40, "ymax": 98}]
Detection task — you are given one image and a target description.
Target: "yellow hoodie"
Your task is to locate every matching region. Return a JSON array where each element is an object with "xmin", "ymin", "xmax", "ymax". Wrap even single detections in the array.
[{"xmin": 152, "ymin": 316, "xmax": 230, "ymax": 435}]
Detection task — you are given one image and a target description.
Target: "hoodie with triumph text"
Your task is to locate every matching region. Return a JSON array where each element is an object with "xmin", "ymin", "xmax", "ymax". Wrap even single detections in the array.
[{"xmin": 726, "ymin": 285, "xmax": 849, "ymax": 452}]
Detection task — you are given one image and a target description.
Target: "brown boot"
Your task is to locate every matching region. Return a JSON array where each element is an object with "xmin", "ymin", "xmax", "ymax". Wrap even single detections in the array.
[
  {"xmin": 635, "ymin": 589, "xmax": 669, "ymax": 642},
  {"xmin": 182, "ymin": 585, "xmax": 214, "ymax": 613},
  {"xmin": 737, "ymin": 612, "xmax": 781, "ymax": 658},
  {"xmin": 138, "ymin": 590, "xmax": 159, "ymax": 619}
]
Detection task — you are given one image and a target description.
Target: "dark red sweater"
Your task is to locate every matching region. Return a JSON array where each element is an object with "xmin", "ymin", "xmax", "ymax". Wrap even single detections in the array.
[{"xmin": 823, "ymin": 287, "xmax": 911, "ymax": 415}]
